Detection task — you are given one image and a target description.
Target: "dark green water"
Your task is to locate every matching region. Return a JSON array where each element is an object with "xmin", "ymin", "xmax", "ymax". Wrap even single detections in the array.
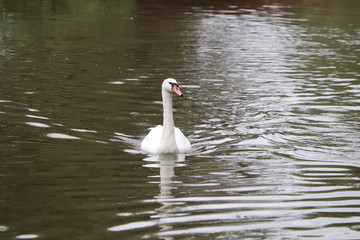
[{"xmin": 1, "ymin": 0, "xmax": 360, "ymax": 239}]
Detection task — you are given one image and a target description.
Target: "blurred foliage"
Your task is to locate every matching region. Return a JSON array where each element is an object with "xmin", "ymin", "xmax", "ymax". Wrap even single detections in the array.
[{"xmin": 0, "ymin": 0, "xmax": 135, "ymax": 17}]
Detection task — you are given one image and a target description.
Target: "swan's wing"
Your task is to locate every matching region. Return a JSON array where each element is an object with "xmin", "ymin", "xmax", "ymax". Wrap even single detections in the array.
[
  {"xmin": 141, "ymin": 125, "xmax": 163, "ymax": 154},
  {"xmin": 175, "ymin": 127, "xmax": 191, "ymax": 154}
]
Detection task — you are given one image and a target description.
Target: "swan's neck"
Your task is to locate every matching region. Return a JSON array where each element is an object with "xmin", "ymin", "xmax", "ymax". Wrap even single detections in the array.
[
  {"xmin": 159, "ymin": 89, "xmax": 178, "ymax": 153},
  {"xmin": 162, "ymin": 90, "xmax": 175, "ymax": 132}
]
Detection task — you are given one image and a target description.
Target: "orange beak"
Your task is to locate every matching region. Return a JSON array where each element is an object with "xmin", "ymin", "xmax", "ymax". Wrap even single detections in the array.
[{"xmin": 172, "ymin": 84, "xmax": 183, "ymax": 97}]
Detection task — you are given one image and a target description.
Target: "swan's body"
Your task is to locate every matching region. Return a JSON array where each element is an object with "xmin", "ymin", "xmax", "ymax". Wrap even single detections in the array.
[
  {"xmin": 141, "ymin": 78, "xmax": 191, "ymax": 154},
  {"xmin": 141, "ymin": 125, "xmax": 191, "ymax": 154}
]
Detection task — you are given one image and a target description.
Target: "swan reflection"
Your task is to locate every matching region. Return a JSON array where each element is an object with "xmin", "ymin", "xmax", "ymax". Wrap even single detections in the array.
[
  {"xmin": 143, "ymin": 154, "xmax": 186, "ymax": 239},
  {"xmin": 108, "ymin": 154, "xmax": 186, "ymax": 236}
]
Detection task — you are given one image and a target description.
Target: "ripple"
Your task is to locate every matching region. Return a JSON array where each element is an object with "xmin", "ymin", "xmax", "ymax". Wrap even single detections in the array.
[
  {"xmin": 70, "ymin": 128, "xmax": 97, "ymax": 133},
  {"xmin": 108, "ymin": 221, "xmax": 156, "ymax": 232},
  {"xmin": 26, "ymin": 108, "xmax": 40, "ymax": 112},
  {"xmin": 0, "ymin": 225, "xmax": 9, "ymax": 232},
  {"xmin": 15, "ymin": 235, "xmax": 39, "ymax": 239},
  {"xmin": 237, "ymin": 136, "xmax": 272, "ymax": 146},
  {"xmin": 46, "ymin": 133, "xmax": 80, "ymax": 140},
  {"xmin": 25, "ymin": 114, "xmax": 49, "ymax": 120},
  {"xmin": 115, "ymin": 186, "xmax": 360, "ymax": 238},
  {"xmin": 25, "ymin": 122, "xmax": 50, "ymax": 128},
  {"xmin": 182, "ymin": 84, "xmax": 201, "ymax": 89},
  {"xmin": 157, "ymin": 218, "xmax": 360, "ymax": 238},
  {"xmin": 109, "ymin": 81, "xmax": 124, "ymax": 85},
  {"xmin": 109, "ymin": 196, "xmax": 360, "ymax": 237}
]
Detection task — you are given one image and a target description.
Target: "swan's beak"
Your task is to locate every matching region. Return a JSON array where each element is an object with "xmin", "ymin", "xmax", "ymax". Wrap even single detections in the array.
[{"xmin": 172, "ymin": 84, "xmax": 184, "ymax": 97}]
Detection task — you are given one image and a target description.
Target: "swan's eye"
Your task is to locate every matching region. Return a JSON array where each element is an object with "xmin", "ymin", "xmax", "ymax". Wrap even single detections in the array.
[{"xmin": 169, "ymin": 82, "xmax": 179, "ymax": 90}]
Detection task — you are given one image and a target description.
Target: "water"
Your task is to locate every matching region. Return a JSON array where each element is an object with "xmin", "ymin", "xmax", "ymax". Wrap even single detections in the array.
[{"xmin": 1, "ymin": 0, "xmax": 360, "ymax": 239}]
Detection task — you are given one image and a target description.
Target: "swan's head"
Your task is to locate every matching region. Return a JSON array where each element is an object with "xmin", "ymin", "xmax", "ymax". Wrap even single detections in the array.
[{"xmin": 162, "ymin": 78, "xmax": 183, "ymax": 97}]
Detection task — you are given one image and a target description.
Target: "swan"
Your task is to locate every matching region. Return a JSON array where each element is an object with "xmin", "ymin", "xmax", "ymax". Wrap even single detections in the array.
[{"xmin": 141, "ymin": 78, "xmax": 191, "ymax": 154}]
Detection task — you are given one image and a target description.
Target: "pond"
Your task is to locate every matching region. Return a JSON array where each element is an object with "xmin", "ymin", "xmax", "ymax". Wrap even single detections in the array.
[{"xmin": 1, "ymin": 0, "xmax": 360, "ymax": 239}]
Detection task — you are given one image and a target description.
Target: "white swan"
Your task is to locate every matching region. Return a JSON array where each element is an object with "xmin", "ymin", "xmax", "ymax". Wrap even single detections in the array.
[{"xmin": 141, "ymin": 78, "xmax": 191, "ymax": 154}]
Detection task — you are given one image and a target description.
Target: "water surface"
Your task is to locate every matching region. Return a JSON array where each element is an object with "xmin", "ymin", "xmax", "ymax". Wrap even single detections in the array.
[{"xmin": 1, "ymin": 0, "xmax": 360, "ymax": 239}]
